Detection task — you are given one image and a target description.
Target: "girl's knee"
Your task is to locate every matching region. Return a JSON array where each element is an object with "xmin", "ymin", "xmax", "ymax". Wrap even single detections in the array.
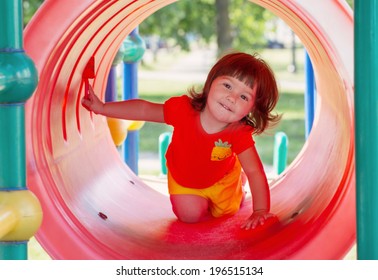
[{"xmin": 170, "ymin": 194, "xmax": 210, "ymax": 223}]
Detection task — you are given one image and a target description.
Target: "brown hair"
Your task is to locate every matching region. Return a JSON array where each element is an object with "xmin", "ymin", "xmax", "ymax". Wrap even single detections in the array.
[{"xmin": 189, "ymin": 51, "xmax": 280, "ymax": 134}]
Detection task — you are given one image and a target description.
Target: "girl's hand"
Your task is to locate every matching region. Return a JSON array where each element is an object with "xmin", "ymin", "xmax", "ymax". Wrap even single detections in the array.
[
  {"xmin": 81, "ymin": 85, "xmax": 104, "ymax": 114},
  {"xmin": 241, "ymin": 210, "xmax": 275, "ymax": 230}
]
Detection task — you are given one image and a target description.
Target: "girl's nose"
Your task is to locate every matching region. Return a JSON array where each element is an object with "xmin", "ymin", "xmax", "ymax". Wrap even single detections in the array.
[{"xmin": 226, "ymin": 92, "xmax": 236, "ymax": 103}]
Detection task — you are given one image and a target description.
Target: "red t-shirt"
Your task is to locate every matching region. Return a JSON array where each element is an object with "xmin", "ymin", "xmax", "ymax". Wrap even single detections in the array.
[{"xmin": 164, "ymin": 95, "xmax": 255, "ymax": 189}]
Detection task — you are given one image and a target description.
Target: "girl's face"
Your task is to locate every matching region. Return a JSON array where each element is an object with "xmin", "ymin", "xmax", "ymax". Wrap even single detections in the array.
[{"xmin": 203, "ymin": 75, "xmax": 256, "ymax": 129}]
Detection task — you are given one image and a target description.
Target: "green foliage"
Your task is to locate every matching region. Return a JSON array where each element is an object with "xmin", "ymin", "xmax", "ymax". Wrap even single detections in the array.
[
  {"xmin": 139, "ymin": 0, "xmax": 269, "ymax": 52},
  {"xmin": 139, "ymin": 1, "xmax": 216, "ymax": 51},
  {"xmin": 230, "ymin": 1, "xmax": 269, "ymax": 51},
  {"xmin": 346, "ymin": 0, "xmax": 354, "ymax": 9},
  {"xmin": 23, "ymin": 0, "xmax": 44, "ymax": 26}
]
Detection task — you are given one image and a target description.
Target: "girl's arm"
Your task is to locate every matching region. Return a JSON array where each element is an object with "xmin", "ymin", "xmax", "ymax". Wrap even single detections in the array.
[
  {"xmin": 81, "ymin": 85, "xmax": 165, "ymax": 123},
  {"xmin": 238, "ymin": 146, "xmax": 274, "ymax": 230}
]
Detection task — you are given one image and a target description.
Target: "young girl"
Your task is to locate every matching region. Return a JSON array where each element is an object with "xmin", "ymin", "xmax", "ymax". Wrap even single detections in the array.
[{"xmin": 82, "ymin": 51, "xmax": 280, "ymax": 230}]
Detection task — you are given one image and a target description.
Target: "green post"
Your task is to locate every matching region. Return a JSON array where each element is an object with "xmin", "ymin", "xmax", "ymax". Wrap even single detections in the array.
[
  {"xmin": 0, "ymin": 0, "xmax": 23, "ymax": 49},
  {"xmin": 159, "ymin": 132, "xmax": 172, "ymax": 176},
  {"xmin": 0, "ymin": 0, "xmax": 40, "ymax": 259},
  {"xmin": 0, "ymin": 242, "xmax": 27, "ymax": 260},
  {"xmin": 273, "ymin": 132, "xmax": 288, "ymax": 175},
  {"xmin": 355, "ymin": 0, "xmax": 378, "ymax": 260}
]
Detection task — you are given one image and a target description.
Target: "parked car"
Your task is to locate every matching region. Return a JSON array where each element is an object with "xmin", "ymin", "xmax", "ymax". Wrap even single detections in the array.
[{"xmin": 267, "ymin": 39, "xmax": 285, "ymax": 49}]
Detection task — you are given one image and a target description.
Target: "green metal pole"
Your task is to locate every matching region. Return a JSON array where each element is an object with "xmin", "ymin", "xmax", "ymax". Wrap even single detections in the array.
[
  {"xmin": 355, "ymin": 0, "xmax": 378, "ymax": 260},
  {"xmin": 0, "ymin": 0, "xmax": 23, "ymax": 49},
  {"xmin": 0, "ymin": 0, "xmax": 40, "ymax": 260},
  {"xmin": 273, "ymin": 132, "xmax": 288, "ymax": 175},
  {"xmin": 159, "ymin": 132, "xmax": 172, "ymax": 176},
  {"xmin": 0, "ymin": 242, "xmax": 27, "ymax": 260},
  {"xmin": 0, "ymin": 106, "xmax": 26, "ymax": 189}
]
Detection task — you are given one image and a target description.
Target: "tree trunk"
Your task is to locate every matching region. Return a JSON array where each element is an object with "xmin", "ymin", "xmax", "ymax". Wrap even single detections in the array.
[{"xmin": 215, "ymin": 0, "xmax": 233, "ymax": 56}]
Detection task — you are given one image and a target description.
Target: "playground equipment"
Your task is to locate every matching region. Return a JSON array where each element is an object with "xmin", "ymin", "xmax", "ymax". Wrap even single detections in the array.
[
  {"xmin": 0, "ymin": 0, "xmax": 42, "ymax": 259},
  {"xmin": 123, "ymin": 28, "xmax": 145, "ymax": 173},
  {"xmin": 105, "ymin": 48, "xmax": 129, "ymax": 147},
  {"xmin": 355, "ymin": 1, "xmax": 378, "ymax": 259},
  {"xmin": 159, "ymin": 132, "xmax": 172, "ymax": 176},
  {"xmin": 106, "ymin": 117, "xmax": 130, "ymax": 146},
  {"xmin": 104, "ymin": 36, "xmax": 145, "ymax": 159},
  {"xmin": 273, "ymin": 132, "xmax": 288, "ymax": 175},
  {"xmin": 19, "ymin": 0, "xmax": 354, "ymax": 259},
  {"xmin": 304, "ymin": 51, "xmax": 316, "ymax": 139},
  {"xmin": 105, "ymin": 45, "xmax": 144, "ymax": 148}
]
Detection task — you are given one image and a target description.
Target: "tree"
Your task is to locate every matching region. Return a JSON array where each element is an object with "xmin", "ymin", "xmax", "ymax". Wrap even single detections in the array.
[
  {"xmin": 139, "ymin": 0, "xmax": 216, "ymax": 51},
  {"xmin": 139, "ymin": 0, "xmax": 269, "ymax": 55},
  {"xmin": 228, "ymin": 0, "xmax": 267, "ymax": 52},
  {"xmin": 215, "ymin": 0, "xmax": 232, "ymax": 54}
]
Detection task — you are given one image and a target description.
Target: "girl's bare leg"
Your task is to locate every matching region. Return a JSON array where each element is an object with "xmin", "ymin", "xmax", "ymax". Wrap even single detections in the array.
[{"xmin": 170, "ymin": 194, "xmax": 211, "ymax": 223}]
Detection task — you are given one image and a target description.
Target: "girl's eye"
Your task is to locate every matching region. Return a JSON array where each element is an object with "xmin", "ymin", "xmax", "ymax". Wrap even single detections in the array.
[
  {"xmin": 241, "ymin": 95, "xmax": 248, "ymax": 101},
  {"xmin": 223, "ymin": 83, "xmax": 231, "ymax": 89}
]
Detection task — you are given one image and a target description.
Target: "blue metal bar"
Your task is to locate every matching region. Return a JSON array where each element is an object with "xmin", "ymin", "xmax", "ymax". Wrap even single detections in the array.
[
  {"xmin": 122, "ymin": 28, "xmax": 145, "ymax": 174},
  {"xmin": 105, "ymin": 67, "xmax": 117, "ymax": 102},
  {"xmin": 304, "ymin": 51, "xmax": 315, "ymax": 138}
]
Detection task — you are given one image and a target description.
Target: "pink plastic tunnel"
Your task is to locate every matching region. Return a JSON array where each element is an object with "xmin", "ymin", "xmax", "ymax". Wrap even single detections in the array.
[{"xmin": 24, "ymin": 0, "xmax": 355, "ymax": 259}]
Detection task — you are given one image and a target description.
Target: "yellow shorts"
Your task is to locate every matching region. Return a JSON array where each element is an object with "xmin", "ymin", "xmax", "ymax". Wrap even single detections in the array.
[{"xmin": 168, "ymin": 159, "xmax": 244, "ymax": 218}]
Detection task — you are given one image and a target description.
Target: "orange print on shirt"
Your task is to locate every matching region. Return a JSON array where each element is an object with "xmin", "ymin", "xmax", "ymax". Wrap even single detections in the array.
[{"xmin": 211, "ymin": 139, "xmax": 232, "ymax": 161}]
